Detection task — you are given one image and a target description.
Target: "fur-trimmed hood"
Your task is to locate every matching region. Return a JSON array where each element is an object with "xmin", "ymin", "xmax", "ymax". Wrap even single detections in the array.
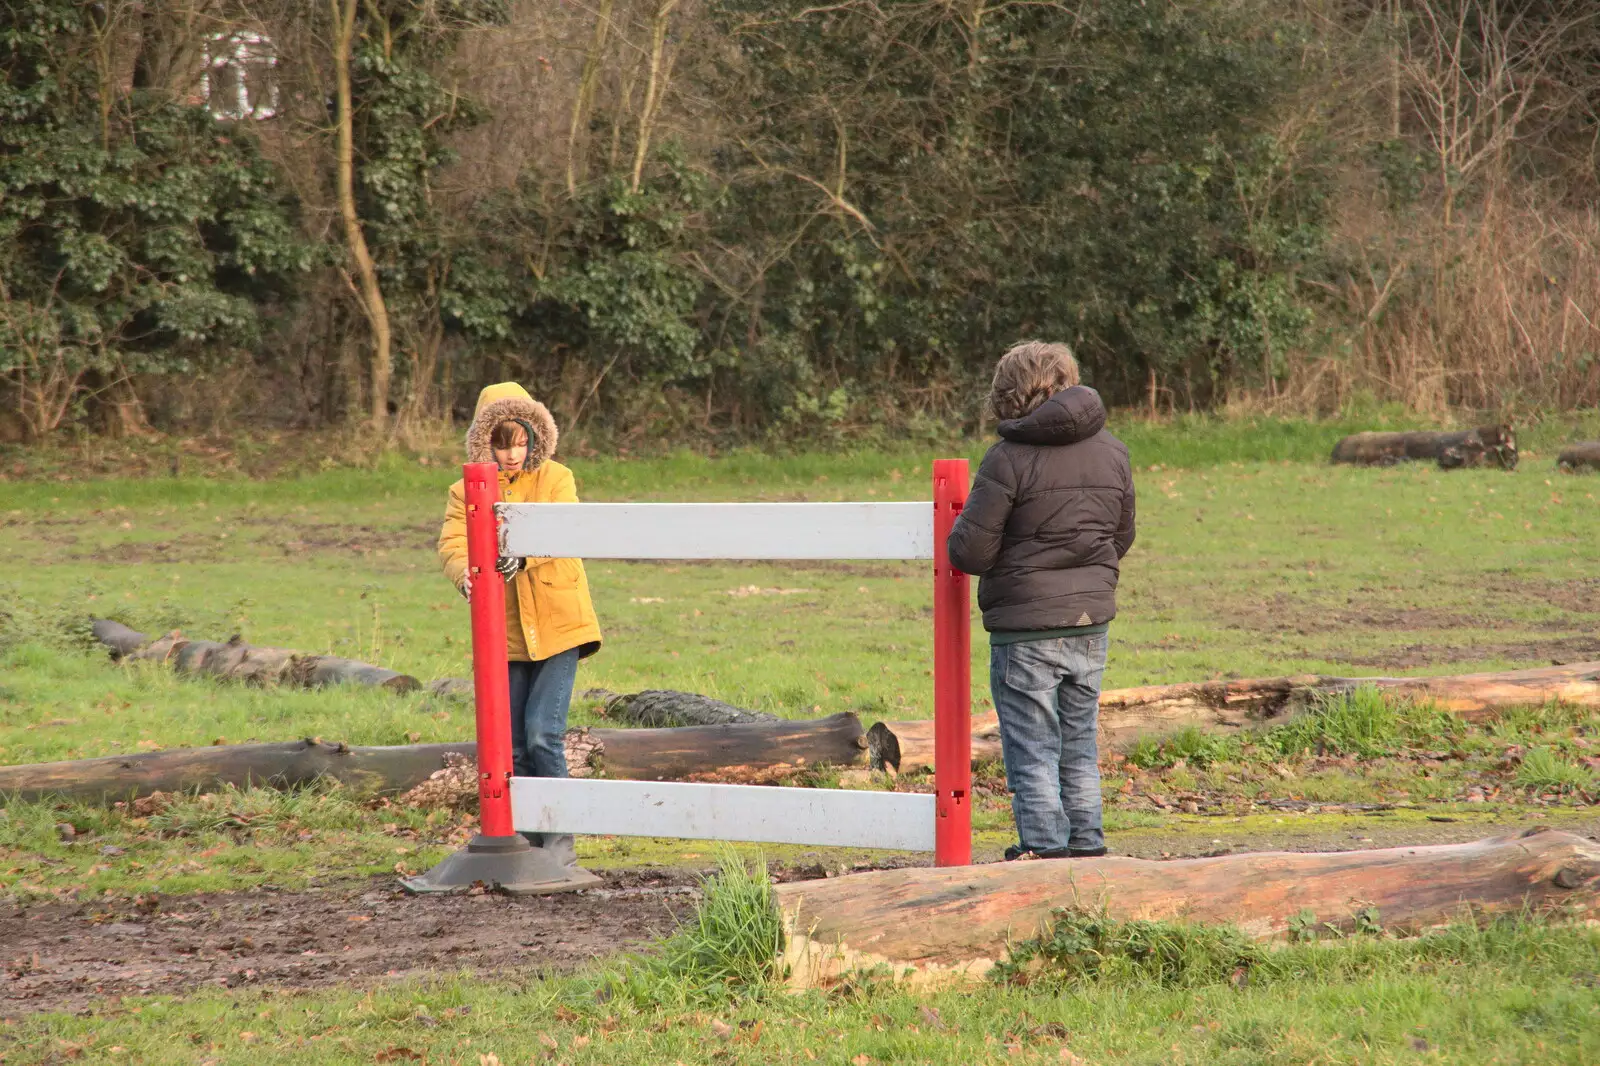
[{"xmin": 465, "ymin": 382, "xmax": 558, "ymax": 468}]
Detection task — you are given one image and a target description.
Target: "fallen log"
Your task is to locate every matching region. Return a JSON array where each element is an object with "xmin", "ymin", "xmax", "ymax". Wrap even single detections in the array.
[
  {"xmin": 1558, "ymin": 441, "xmax": 1600, "ymax": 473},
  {"xmin": 777, "ymin": 828, "xmax": 1600, "ymax": 988},
  {"xmin": 0, "ymin": 713, "xmax": 868, "ymax": 804},
  {"xmin": 1330, "ymin": 425, "xmax": 1517, "ymax": 470},
  {"xmin": 596, "ymin": 713, "xmax": 864, "ymax": 780},
  {"xmin": 95, "ymin": 623, "xmax": 786, "ymax": 725},
  {"xmin": 0, "ymin": 739, "xmax": 473, "ymax": 805},
  {"xmin": 868, "ymin": 662, "xmax": 1600, "ymax": 772},
  {"xmin": 93, "ymin": 620, "xmax": 420, "ymax": 693}
]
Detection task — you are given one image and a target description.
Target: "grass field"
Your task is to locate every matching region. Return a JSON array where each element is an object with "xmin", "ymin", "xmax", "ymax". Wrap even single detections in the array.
[{"xmin": 3, "ymin": 416, "xmax": 1600, "ymax": 1062}]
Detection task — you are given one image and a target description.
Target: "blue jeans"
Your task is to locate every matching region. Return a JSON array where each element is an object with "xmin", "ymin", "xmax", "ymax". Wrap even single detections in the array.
[
  {"xmin": 990, "ymin": 633, "xmax": 1108, "ymax": 854},
  {"xmin": 506, "ymin": 650, "xmax": 580, "ymax": 779}
]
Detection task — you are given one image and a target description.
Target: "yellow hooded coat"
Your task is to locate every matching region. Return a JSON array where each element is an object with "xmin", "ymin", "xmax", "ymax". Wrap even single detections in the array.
[{"xmin": 437, "ymin": 383, "xmax": 602, "ymax": 661}]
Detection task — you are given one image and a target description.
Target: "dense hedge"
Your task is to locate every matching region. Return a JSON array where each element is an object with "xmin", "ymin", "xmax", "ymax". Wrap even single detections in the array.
[{"xmin": 3, "ymin": 1, "xmax": 1596, "ymax": 442}]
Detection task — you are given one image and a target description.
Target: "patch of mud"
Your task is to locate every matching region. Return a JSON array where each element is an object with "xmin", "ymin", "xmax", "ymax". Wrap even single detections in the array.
[
  {"xmin": 234, "ymin": 517, "xmax": 437, "ymax": 557},
  {"xmin": 1337, "ymin": 635, "xmax": 1600, "ymax": 670},
  {"xmin": 1221, "ymin": 586, "xmax": 1600, "ymax": 658},
  {"xmin": 54, "ymin": 520, "xmax": 440, "ymax": 564},
  {"xmin": 1481, "ymin": 577, "xmax": 1600, "ymax": 617},
  {"xmin": 0, "ymin": 870, "xmax": 694, "ymax": 1018},
  {"xmin": 1224, "ymin": 597, "xmax": 1482, "ymax": 636}
]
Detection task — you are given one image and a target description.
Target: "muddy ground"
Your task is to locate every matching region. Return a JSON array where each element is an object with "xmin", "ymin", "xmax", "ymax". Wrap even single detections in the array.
[{"xmin": 1, "ymin": 869, "xmax": 698, "ymax": 1018}]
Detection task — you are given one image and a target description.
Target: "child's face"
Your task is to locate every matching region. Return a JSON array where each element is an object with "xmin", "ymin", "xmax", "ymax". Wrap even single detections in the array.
[{"xmin": 492, "ymin": 427, "xmax": 528, "ymax": 472}]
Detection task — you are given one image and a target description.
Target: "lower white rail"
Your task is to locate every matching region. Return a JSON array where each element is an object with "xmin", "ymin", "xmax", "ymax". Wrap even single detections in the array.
[{"xmin": 509, "ymin": 777, "xmax": 936, "ymax": 852}]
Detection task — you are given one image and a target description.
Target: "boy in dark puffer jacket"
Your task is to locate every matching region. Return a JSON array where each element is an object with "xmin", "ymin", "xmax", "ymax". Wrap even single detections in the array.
[{"xmin": 948, "ymin": 341, "xmax": 1136, "ymax": 860}]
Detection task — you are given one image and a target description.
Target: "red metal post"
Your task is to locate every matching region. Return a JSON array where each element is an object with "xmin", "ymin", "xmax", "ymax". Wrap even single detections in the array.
[
  {"xmin": 932, "ymin": 459, "xmax": 972, "ymax": 866},
  {"xmin": 464, "ymin": 461, "xmax": 516, "ymax": 838}
]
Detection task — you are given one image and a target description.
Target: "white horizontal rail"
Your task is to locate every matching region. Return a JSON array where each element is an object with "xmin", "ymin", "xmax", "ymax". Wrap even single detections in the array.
[
  {"xmin": 510, "ymin": 777, "xmax": 936, "ymax": 852},
  {"xmin": 497, "ymin": 501, "xmax": 933, "ymax": 560}
]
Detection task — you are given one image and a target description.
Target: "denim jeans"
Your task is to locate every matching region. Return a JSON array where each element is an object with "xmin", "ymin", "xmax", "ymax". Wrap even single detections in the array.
[
  {"xmin": 506, "ymin": 649, "xmax": 580, "ymax": 779},
  {"xmin": 989, "ymin": 633, "xmax": 1108, "ymax": 854}
]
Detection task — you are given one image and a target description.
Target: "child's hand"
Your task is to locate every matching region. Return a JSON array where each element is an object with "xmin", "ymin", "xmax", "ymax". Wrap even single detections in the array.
[
  {"xmin": 495, "ymin": 555, "xmax": 525, "ymax": 581},
  {"xmin": 458, "ymin": 574, "xmax": 472, "ymax": 602}
]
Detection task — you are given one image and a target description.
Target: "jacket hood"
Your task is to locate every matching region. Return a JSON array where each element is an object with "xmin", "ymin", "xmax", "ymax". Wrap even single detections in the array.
[
  {"xmin": 997, "ymin": 385, "xmax": 1107, "ymax": 447},
  {"xmin": 465, "ymin": 382, "xmax": 558, "ymax": 468}
]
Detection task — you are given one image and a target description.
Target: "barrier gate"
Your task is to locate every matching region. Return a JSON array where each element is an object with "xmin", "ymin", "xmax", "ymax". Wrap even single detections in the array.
[{"xmin": 404, "ymin": 460, "xmax": 971, "ymax": 894}]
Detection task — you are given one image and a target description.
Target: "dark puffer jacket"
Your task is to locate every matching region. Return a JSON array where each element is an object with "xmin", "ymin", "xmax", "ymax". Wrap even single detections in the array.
[{"xmin": 948, "ymin": 386, "xmax": 1136, "ymax": 633}]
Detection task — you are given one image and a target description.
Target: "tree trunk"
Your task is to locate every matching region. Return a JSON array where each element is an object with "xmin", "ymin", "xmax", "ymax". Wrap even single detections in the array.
[
  {"xmin": 1330, "ymin": 425, "xmax": 1517, "ymax": 469},
  {"xmin": 629, "ymin": 0, "xmax": 683, "ymax": 193},
  {"xmin": 869, "ymin": 662, "xmax": 1600, "ymax": 772},
  {"xmin": 329, "ymin": 0, "xmax": 392, "ymax": 430},
  {"xmin": 0, "ymin": 714, "xmax": 867, "ymax": 803},
  {"xmin": 776, "ymin": 829, "xmax": 1600, "ymax": 988},
  {"xmin": 593, "ymin": 712, "xmax": 864, "ymax": 781},
  {"xmin": 94, "ymin": 620, "xmax": 420, "ymax": 693},
  {"xmin": 1558, "ymin": 441, "xmax": 1600, "ymax": 473},
  {"xmin": 0, "ymin": 739, "xmax": 472, "ymax": 805},
  {"xmin": 565, "ymin": 0, "xmax": 616, "ymax": 194}
]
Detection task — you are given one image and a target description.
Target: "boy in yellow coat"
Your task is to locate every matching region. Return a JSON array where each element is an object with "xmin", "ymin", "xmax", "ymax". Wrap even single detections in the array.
[{"xmin": 438, "ymin": 383, "xmax": 603, "ymax": 861}]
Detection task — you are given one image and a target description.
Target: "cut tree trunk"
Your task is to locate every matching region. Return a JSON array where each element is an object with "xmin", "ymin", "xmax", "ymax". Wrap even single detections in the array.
[
  {"xmin": 0, "ymin": 714, "xmax": 867, "ymax": 804},
  {"xmin": 777, "ymin": 828, "xmax": 1600, "ymax": 988},
  {"xmin": 869, "ymin": 662, "xmax": 1600, "ymax": 771},
  {"xmin": 92, "ymin": 620, "xmax": 420, "ymax": 693},
  {"xmin": 0, "ymin": 739, "xmax": 474, "ymax": 805},
  {"xmin": 594, "ymin": 712, "xmax": 863, "ymax": 781},
  {"xmin": 1330, "ymin": 425, "xmax": 1517, "ymax": 469},
  {"xmin": 1558, "ymin": 441, "xmax": 1600, "ymax": 473}
]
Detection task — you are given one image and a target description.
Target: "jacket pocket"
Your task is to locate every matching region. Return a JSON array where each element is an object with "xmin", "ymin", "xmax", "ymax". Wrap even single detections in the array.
[
  {"xmin": 1002, "ymin": 640, "xmax": 1065, "ymax": 693},
  {"xmin": 536, "ymin": 558, "xmax": 594, "ymax": 633}
]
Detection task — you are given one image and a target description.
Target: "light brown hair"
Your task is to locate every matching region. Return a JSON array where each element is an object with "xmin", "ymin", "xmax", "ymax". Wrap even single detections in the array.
[
  {"xmin": 988, "ymin": 341, "xmax": 1080, "ymax": 421},
  {"xmin": 489, "ymin": 420, "xmax": 529, "ymax": 450}
]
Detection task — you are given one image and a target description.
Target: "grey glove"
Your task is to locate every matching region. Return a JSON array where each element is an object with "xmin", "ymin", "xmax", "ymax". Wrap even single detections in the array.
[{"xmin": 495, "ymin": 555, "xmax": 525, "ymax": 581}]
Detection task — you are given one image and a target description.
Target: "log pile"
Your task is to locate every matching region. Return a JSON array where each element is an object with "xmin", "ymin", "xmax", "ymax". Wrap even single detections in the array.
[
  {"xmin": 776, "ymin": 829, "xmax": 1600, "ymax": 988},
  {"xmin": 0, "ymin": 712, "xmax": 869, "ymax": 804},
  {"xmin": 92, "ymin": 620, "xmax": 420, "ymax": 693},
  {"xmin": 1330, "ymin": 425, "xmax": 1517, "ymax": 470},
  {"xmin": 1558, "ymin": 441, "xmax": 1600, "ymax": 473}
]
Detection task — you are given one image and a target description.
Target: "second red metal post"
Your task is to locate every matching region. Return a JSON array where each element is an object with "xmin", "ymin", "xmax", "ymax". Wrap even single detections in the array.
[
  {"xmin": 931, "ymin": 458, "xmax": 973, "ymax": 866},
  {"xmin": 464, "ymin": 461, "xmax": 516, "ymax": 839}
]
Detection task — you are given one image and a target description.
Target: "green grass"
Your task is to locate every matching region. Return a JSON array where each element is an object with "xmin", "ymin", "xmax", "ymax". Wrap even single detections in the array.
[{"xmin": 3, "ymin": 442, "xmax": 1598, "ymax": 766}]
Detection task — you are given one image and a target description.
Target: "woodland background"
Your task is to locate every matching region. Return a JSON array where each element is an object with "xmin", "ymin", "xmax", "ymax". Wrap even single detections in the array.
[{"xmin": 3, "ymin": 0, "xmax": 1599, "ymax": 448}]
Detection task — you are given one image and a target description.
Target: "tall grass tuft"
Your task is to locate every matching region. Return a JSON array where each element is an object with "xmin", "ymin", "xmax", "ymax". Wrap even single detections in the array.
[
  {"xmin": 993, "ymin": 909, "xmax": 1266, "ymax": 990},
  {"xmin": 1264, "ymin": 685, "xmax": 1457, "ymax": 759},
  {"xmin": 1268, "ymin": 686, "xmax": 1398, "ymax": 757},
  {"xmin": 1125, "ymin": 725, "xmax": 1244, "ymax": 770},
  {"xmin": 597, "ymin": 849, "xmax": 784, "ymax": 1006},
  {"xmin": 1513, "ymin": 747, "xmax": 1597, "ymax": 795}
]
